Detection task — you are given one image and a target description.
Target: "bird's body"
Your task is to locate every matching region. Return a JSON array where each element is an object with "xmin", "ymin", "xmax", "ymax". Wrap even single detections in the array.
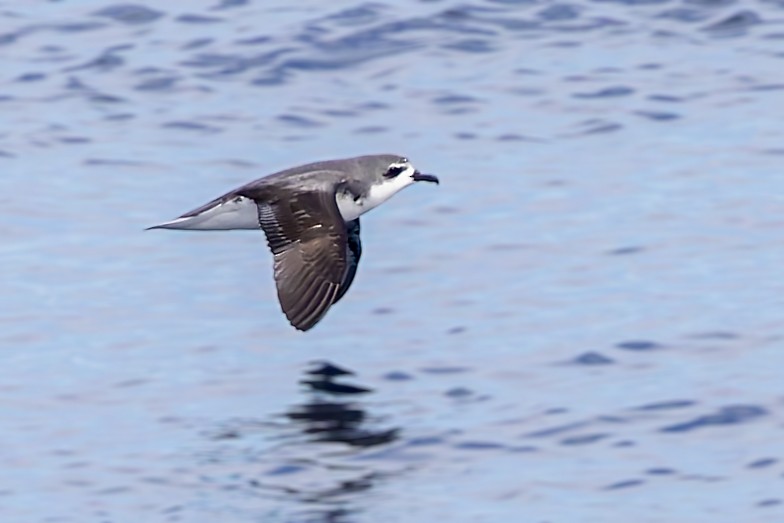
[{"xmin": 148, "ymin": 154, "xmax": 438, "ymax": 331}]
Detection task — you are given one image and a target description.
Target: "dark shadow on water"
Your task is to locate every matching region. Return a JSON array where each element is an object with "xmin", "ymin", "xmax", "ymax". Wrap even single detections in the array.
[
  {"xmin": 659, "ymin": 405, "xmax": 768, "ymax": 433},
  {"xmin": 292, "ymin": 361, "xmax": 398, "ymax": 447},
  {"xmin": 232, "ymin": 361, "xmax": 401, "ymax": 522}
]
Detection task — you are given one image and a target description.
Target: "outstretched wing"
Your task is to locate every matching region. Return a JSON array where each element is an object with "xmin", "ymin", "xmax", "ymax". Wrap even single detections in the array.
[
  {"xmin": 335, "ymin": 218, "xmax": 361, "ymax": 303},
  {"xmin": 254, "ymin": 186, "xmax": 349, "ymax": 331}
]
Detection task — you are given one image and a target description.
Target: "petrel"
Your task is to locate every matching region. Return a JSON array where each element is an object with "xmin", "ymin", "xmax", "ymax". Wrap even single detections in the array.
[{"xmin": 148, "ymin": 154, "xmax": 439, "ymax": 331}]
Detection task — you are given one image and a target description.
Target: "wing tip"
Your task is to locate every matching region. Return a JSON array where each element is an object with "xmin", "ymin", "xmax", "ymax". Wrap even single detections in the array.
[{"xmin": 282, "ymin": 282, "xmax": 340, "ymax": 332}]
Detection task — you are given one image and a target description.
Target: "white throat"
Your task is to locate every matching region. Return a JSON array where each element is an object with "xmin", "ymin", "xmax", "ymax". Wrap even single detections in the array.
[{"xmin": 336, "ymin": 166, "xmax": 415, "ymax": 222}]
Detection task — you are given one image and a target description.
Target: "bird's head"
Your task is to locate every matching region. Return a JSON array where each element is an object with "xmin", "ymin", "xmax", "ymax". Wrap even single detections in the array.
[
  {"xmin": 340, "ymin": 154, "xmax": 439, "ymax": 218},
  {"xmin": 378, "ymin": 155, "xmax": 439, "ymax": 187}
]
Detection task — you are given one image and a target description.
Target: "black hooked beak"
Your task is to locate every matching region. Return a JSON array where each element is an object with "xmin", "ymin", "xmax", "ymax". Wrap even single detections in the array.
[{"xmin": 412, "ymin": 171, "xmax": 439, "ymax": 184}]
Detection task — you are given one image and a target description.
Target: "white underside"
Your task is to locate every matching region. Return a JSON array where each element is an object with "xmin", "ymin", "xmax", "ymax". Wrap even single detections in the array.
[
  {"xmin": 336, "ymin": 173, "xmax": 414, "ymax": 222},
  {"xmin": 335, "ymin": 193, "xmax": 366, "ymax": 222},
  {"xmin": 150, "ymin": 196, "xmax": 260, "ymax": 230},
  {"xmin": 153, "ymin": 170, "xmax": 415, "ymax": 231}
]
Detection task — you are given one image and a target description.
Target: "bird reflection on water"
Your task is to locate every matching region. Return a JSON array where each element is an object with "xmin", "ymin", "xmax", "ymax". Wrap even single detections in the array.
[
  {"xmin": 291, "ymin": 361, "xmax": 399, "ymax": 447},
  {"xmin": 236, "ymin": 361, "xmax": 401, "ymax": 522}
]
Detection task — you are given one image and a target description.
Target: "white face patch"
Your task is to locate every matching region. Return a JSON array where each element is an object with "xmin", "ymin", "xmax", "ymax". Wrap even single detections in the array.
[{"xmin": 336, "ymin": 161, "xmax": 417, "ymax": 222}]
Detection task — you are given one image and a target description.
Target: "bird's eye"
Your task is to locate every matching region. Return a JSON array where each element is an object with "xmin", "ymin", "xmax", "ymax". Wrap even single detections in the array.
[{"xmin": 384, "ymin": 164, "xmax": 407, "ymax": 178}]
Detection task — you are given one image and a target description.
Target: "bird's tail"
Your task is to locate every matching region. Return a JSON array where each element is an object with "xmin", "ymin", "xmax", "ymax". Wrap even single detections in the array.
[{"xmin": 146, "ymin": 195, "xmax": 260, "ymax": 231}]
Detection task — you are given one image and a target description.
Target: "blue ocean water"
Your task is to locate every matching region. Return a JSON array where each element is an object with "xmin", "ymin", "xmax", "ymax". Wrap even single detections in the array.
[{"xmin": 2, "ymin": 0, "xmax": 784, "ymax": 521}]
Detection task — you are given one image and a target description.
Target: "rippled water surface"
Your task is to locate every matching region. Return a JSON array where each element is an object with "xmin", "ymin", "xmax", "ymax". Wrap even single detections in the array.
[{"xmin": 3, "ymin": 0, "xmax": 784, "ymax": 521}]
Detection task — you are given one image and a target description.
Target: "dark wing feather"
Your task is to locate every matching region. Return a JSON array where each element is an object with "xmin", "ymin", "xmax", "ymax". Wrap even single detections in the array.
[
  {"xmin": 255, "ymin": 187, "xmax": 349, "ymax": 331},
  {"xmin": 335, "ymin": 218, "xmax": 361, "ymax": 303}
]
